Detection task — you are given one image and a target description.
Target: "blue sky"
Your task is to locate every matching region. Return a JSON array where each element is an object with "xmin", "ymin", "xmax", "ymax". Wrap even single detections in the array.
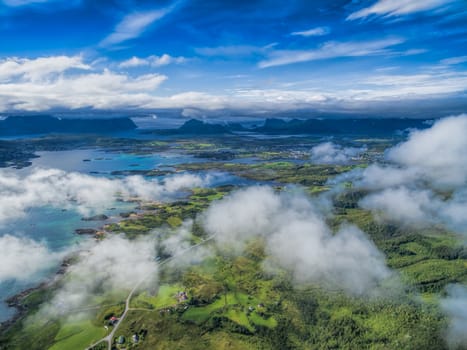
[{"xmin": 0, "ymin": 0, "xmax": 466, "ymax": 116}]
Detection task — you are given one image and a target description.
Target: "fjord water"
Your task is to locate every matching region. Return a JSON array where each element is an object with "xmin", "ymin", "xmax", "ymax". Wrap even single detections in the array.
[
  {"xmin": 0, "ymin": 202, "xmax": 135, "ymax": 322},
  {"xmin": 0, "ymin": 145, "xmax": 261, "ymax": 322},
  {"xmin": 0, "ymin": 148, "xmax": 195, "ymax": 322},
  {"xmin": 30, "ymin": 149, "xmax": 199, "ymax": 174}
]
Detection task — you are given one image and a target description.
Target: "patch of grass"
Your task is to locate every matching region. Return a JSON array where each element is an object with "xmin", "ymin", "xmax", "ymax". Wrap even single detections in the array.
[
  {"xmin": 131, "ymin": 284, "xmax": 182, "ymax": 309},
  {"xmin": 48, "ymin": 320, "xmax": 106, "ymax": 350},
  {"xmin": 225, "ymin": 309, "xmax": 254, "ymax": 332},
  {"xmin": 249, "ymin": 312, "xmax": 277, "ymax": 328}
]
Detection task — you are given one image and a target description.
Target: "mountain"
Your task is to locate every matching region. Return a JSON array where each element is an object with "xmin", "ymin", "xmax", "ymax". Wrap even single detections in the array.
[
  {"xmin": 177, "ymin": 119, "xmax": 230, "ymax": 134},
  {"xmin": 254, "ymin": 118, "xmax": 431, "ymax": 135},
  {"xmin": 144, "ymin": 117, "xmax": 434, "ymax": 136},
  {"xmin": 0, "ymin": 116, "xmax": 137, "ymax": 136}
]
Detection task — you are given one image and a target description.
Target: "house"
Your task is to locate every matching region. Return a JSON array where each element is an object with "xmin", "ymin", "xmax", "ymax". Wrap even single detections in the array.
[
  {"xmin": 177, "ymin": 291, "xmax": 188, "ymax": 302},
  {"xmin": 117, "ymin": 335, "xmax": 125, "ymax": 344},
  {"xmin": 132, "ymin": 334, "xmax": 139, "ymax": 343}
]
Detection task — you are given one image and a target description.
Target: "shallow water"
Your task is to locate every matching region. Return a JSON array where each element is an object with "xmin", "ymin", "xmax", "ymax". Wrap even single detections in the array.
[
  {"xmin": 0, "ymin": 201, "xmax": 135, "ymax": 322},
  {"xmin": 30, "ymin": 149, "xmax": 199, "ymax": 175},
  {"xmin": 0, "ymin": 146, "xmax": 270, "ymax": 322},
  {"xmin": 1, "ymin": 148, "xmax": 199, "ymax": 322}
]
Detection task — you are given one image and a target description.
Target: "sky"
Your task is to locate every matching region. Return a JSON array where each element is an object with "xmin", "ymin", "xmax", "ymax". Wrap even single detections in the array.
[{"xmin": 0, "ymin": 0, "xmax": 466, "ymax": 117}]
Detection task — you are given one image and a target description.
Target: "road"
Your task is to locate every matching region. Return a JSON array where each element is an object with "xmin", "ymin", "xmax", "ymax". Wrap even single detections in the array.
[{"xmin": 86, "ymin": 235, "xmax": 215, "ymax": 350}]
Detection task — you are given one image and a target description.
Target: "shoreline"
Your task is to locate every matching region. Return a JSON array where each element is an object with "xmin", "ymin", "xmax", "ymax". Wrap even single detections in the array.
[{"xmin": 0, "ymin": 207, "xmax": 149, "ymax": 332}]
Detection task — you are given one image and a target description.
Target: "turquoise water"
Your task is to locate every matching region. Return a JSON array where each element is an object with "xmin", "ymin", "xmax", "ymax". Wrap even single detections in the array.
[
  {"xmin": 0, "ymin": 148, "xmax": 263, "ymax": 322},
  {"xmin": 1, "ymin": 148, "xmax": 199, "ymax": 322},
  {"xmin": 30, "ymin": 149, "xmax": 199, "ymax": 175},
  {"xmin": 0, "ymin": 201, "xmax": 135, "ymax": 322}
]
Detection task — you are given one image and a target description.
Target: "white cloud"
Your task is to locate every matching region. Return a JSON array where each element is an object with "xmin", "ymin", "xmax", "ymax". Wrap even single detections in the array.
[
  {"xmin": 203, "ymin": 186, "xmax": 392, "ymax": 296},
  {"xmin": 440, "ymin": 284, "xmax": 467, "ymax": 348},
  {"xmin": 310, "ymin": 142, "xmax": 367, "ymax": 164},
  {"xmin": 259, "ymin": 38, "xmax": 404, "ymax": 68},
  {"xmin": 353, "ymin": 114, "xmax": 467, "ymax": 234},
  {"xmin": 347, "ymin": 0, "xmax": 455, "ymax": 20},
  {"xmin": 291, "ymin": 26, "xmax": 330, "ymax": 37},
  {"xmin": 357, "ymin": 71, "xmax": 467, "ymax": 99},
  {"xmin": 100, "ymin": 8, "xmax": 173, "ymax": 47},
  {"xmin": 0, "ymin": 54, "xmax": 466, "ymax": 113},
  {"xmin": 0, "ymin": 168, "xmax": 210, "ymax": 224},
  {"xmin": 119, "ymin": 54, "xmax": 186, "ymax": 68},
  {"xmin": 0, "ymin": 235, "xmax": 63, "ymax": 282},
  {"xmin": 360, "ymin": 187, "xmax": 435, "ymax": 224},
  {"xmin": 440, "ymin": 55, "xmax": 467, "ymax": 65},
  {"xmin": 160, "ymin": 220, "xmax": 212, "ymax": 268},
  {"xmin": 0, "ymin": 56, "xmax": 167, "ymax": 111},
  {"xmin": 0, "ymin": 55, "xmax": 90, "ymax": 82},
  {"xmin": 39, "ymin": 234, "xmax": 158, "ymax": 317},
  {"xmin": 386, "ymin": 114, "xmax": 467, "ymax": 188}
]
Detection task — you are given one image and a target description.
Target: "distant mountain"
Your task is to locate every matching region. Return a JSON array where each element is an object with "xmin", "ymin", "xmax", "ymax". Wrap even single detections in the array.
[
  {"xmin": 253, "ymin": 118, "xmax": 430, "ymax": 135},
  {"xmin": 177, "ymin": 119, "xmax": 230, "ymax": 134},
  {"xmin": 0, "ymin": 115, "xmax": 137, "ymax": 136},
  {"xmin": 145, "ymin": 117, "xmax": 433, "ymax": 136}
]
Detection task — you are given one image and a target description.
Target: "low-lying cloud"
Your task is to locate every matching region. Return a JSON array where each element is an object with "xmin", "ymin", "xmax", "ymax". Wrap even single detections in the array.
[
  {"xmin": 39, "ymin": 234, "xmax": 158, "ymax": 318},
  {"xmin": 349, "ymin": 114, "xmax": 467, "ymax": 235},
  {"xmin": 386, "ymin": 114, "xmax": 467, "ymax": 188},
  {"xmin": 203, "ymin": 186, "xmax": 392, "ymax": 296},
  {"xmin": 440, "ymin": 284, "xmax": 467, "ymax": 349},
  {"xmin": 310, "ymin": 142, "xmax": 367, "ymax": 165},
  {"xmin": 0, "ymin": 168, "xmax": 209, "ymax": 224},
  {"xmin": 0, "ymin": 234, "xmax": 63, "ymax": 283}
]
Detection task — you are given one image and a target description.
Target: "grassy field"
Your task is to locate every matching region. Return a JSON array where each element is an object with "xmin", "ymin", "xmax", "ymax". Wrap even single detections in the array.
[
  {"xmin": 1, "ymin": 136, "xmax": 464, "ymax": 350},
  {"xmin": 48, "ymin": 320, "xmax": 106, "ymax": 350}
]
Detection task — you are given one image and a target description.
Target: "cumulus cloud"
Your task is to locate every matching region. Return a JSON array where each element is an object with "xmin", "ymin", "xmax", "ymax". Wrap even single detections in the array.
[
  {"xmin": 310, "ymin": 142, "xmax": 367, "ymax": 164},
  {"xmin": 440, "ymin": 284, "xmax": 467, "ymax": 349},
  {"xmin": 0, "ymin": 56, "xmax": 167, "ymax": 111},
  {"xmin": 0, "ymin": 53, "xmax": 466, "ymax": 112},
  {"xmin": 119, "ymin": 54, "xmax": 186, "ymax": 68},
  {"xmin": 352, "ymin": 114, "xmax": 467, "ymax": 234},
  {"xmin": 0, "ymin": 235, "xmax": 63, "ymax": 283},
  {"xmin": 203, "ymin": 186, "xmax": 392, "ymax": 295},
  {"xmin": 360, "ymin": 186, "xmax": 436, "ymax": 224},
  {"xmin": 386, "ymin": 114, "xmax": 467, "ymax": 188},
  {"xmin": 0, "ymin": 55, "xmax": 90, "ymax": 82},
  {"xmin": 0, "ymin": 168, "xmax": 210, "ymax": 224},
  {"xmin": 347, "ymin": 0, "xmax": 455, "ymax": 20},
  {"xmin": 39, "ymin": 234, "xmax": 158, "ymax": 317}
]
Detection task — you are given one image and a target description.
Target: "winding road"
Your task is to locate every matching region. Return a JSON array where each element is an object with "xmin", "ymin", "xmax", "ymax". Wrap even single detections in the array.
[{"xmin": 86, "ymin": 235, "xmax": 215, "ymax": 350}]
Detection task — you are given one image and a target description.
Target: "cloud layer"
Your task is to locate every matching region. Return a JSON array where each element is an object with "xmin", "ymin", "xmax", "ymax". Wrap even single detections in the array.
[
  {"xmin": 310, "ymin": 142, "xmax": 367, "ymax": 165},
  {"xmin": 0, "ymin": 54, "xmax": 466, "ymax": 113},
  {"xmin": 39, "ymin": 234, "xmax": 158, "ymax": 317},
  {"xmin": 440, "ymin": 284, "xmax": 467, "ymax": 348},
  {"xmin": 0, "ymin": 234, "xmax": 63, "ymax": 283},
  {"xmin": 203, "ymin": 186, "xmax": 392, "ymax": 295},
  {"xmin": 351, "ymin": 114, "xmax": 467, "ymax": 234},
  {"xmin": 0, "ymin": 168, "xmax": 208, "ymax": 224}
]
